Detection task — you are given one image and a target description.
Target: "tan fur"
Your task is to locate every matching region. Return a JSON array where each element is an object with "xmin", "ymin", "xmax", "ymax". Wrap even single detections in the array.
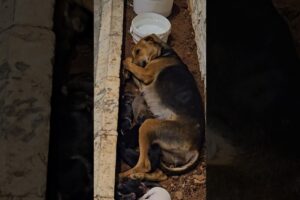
[
  {"xmin": 130, "ymin": 169, "xmax": 168, "ymax": 182},
  {"xmin": 124, "ymin": 57, "xmax": 179, "ymax": 85}
]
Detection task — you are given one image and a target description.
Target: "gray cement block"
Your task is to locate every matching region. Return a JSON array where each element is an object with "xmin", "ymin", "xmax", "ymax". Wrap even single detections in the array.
[
  {"xmin": 0, "ymin": 0, "xmax": 55, "ymax": 32},
  {"xmin": 94, "ymin": 76, "xmax": 120, "ymax": 135},
  {"xmin": 0, "ymin": 26, "xmax": 54, "ymax": 199},
  {"xmin": 94, "ymin": 134, "xmax": 118, "ymax": 199}
]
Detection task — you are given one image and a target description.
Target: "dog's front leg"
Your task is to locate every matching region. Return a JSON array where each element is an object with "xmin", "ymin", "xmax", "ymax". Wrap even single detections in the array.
[
  {"xmin": 130, "ymin": 169, "xmax": 168, "ymax": 182},
  {"xmin": 123, "ymin": 57, "xmax": 154, "ymax": 85}
]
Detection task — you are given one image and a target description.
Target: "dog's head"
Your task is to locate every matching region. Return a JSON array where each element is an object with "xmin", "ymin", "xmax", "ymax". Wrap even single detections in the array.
[
  {"xmin": 131, "ymin": 34, "xmax": 167, "ymax": 67},
  {"xmin": 117, "ymin": 179, "xmax": 148, "ymax": 199}
]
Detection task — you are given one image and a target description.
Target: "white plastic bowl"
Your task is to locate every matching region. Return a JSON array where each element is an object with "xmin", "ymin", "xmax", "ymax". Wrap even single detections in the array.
[
  {"xmin": 133, "ymin": 0, "xmax": 174, "ymax": 17},
  {"xmin": 130, "ymin": 12, "xmax": 171, "ymax": 44}
]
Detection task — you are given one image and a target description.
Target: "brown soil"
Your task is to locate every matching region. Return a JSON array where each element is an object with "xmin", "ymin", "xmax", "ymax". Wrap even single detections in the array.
[{"xmin": 121, "ymin": 0, "xmax": 206, "ymax": 199}]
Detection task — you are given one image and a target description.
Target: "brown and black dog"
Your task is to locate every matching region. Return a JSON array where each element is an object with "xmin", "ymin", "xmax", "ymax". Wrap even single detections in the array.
[{"xmin": 120, "ymin": 34, "xmax": 205, "ymax": 181}]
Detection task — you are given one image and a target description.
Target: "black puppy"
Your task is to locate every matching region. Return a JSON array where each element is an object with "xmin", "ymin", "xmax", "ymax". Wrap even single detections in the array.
[
  {"xmin": 118, "ymin": 91, "xmax": 161, "ymax": 176},
  {"xmin": 47, "ymin": 73, "xmax": 93, "ymax": 200},
  {"xmin": 119, "ymin": 143, "xmax": 162, "ymax": 172},
  {"xmin": 119, "ymin": 92, "xmax": 135, "ymax": 136},
  {"xmin": 116, "ymin": 179, "xmax": 160, "ymax": 200}
]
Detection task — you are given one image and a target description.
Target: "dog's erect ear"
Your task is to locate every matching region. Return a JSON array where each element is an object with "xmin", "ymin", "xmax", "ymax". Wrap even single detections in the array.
[{"xmin": 143, "ymin": 34, "xmax": 162, "ymax": 44}]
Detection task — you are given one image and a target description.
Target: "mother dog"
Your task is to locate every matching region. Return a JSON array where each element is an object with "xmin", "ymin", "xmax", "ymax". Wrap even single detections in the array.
[{"xmin": 121, "ymin": 34, "xmax": 205, "ymax": 181}]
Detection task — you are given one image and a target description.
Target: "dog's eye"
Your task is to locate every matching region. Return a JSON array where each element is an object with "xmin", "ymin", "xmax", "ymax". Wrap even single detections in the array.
[{"xmin": 135, "ymin": 49, "xmax": 140, "ymax": 55}]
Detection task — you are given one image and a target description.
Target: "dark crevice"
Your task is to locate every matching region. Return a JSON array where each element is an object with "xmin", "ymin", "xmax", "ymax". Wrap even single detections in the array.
[{"xmin": 46, "ymin": 1, "xmax": 93, "ymax": 200}]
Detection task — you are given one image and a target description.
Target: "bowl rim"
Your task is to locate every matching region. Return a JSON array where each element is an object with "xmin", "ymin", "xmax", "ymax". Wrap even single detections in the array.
[{"xmin": 130, "ymin": 12, "xmax": 171, "ymax": 37}]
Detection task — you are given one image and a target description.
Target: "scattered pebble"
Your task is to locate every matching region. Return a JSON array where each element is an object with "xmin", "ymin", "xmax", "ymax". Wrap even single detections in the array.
[
  {"xmin": 192, "ymin": 174, "xmax": 205, "ymax": 182},
  {"xmin": 174, "ymin": 191, "xmax": 183, "ymax": 200}
]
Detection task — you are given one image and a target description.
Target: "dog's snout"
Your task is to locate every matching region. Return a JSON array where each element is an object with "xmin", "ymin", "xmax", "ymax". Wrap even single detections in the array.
[
  {"xmin": 140, "ymin": 60, "xmax": 147, "ymax": 68},
  {"xmin": 133, "ymin": 59, "xmax": 147, "ymax": 67}
]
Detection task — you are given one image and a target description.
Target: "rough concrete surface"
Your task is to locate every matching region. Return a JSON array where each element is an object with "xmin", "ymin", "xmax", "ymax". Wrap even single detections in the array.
[
  {"xmin": 0, "ymin": 0, "xmax": 55, "ymax": 199},
  {"xmin": 189, "ymin": 0, "xmax": 206, "ymax": 87},
  {"xmin": 94, "ymin": 0, "xmax": 102, "ymax": 67},
  {"xmin": 0, "ymin": 26, "xmax": 54, "ymax": 199},
  {"xmin": 0, "ymin": 0, "xmax": 55, "ymax": 32},
  {"xmin": 94, "ymin": 76, "xmax": 120, "ymax": 135},
  {"xmin": 94, "ymin": 0, "xmax": 124, "ymax": 199},
  {"xmin": 94, "ymin": 134, "xmax": 118, "ymax": 199}
]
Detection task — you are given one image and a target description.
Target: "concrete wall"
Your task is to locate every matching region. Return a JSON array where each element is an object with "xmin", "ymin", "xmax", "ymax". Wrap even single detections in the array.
[
  {"xmin": 273, "ymin": 0, "xmax": 300, "ymax": 58},
  {"xmin": 94, "ymin": 0, "xmax": 102, "ymax": 69},
  {"xmin": 190, "ymin": 0, "xmax": 206, "ymax": 88},
  {"xmin": 94, "ymin": 0, "xmax": 124, "ymax": 199},
  {"xmin": 0, "ymin": 0, "xmax": 55, "ymax": 199}
]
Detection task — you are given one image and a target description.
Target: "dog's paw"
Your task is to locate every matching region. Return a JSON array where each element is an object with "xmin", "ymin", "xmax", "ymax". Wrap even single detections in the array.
[
  {"xmin": 122, "ymin": 69, "xmax": 131, "ymax": 80},
  {"xmin": 123, "ymin": 57, "xmax": 133, "ymax": 69},
  {"xmin": 157, "ymin": 172, "xmax": 168, "ymax": 181},
  {"xmin": 130, "ymin": 173, "xmax": 145, "ymax": 180},
  {"xmin": 119, "ymin": 172, "xmax": 129, "ymax": 179},
  {"xmin": 119, "ymin": 168, "xmax": 135, "ymax": 179}
]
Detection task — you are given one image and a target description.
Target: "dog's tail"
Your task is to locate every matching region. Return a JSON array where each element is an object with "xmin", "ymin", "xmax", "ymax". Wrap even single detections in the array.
[{"xmin": 160, "ymin": 151, "xmax": 200, "ymax": 175}]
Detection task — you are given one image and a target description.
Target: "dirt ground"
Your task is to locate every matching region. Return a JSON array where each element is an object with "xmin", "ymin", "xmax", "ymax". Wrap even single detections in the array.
[{"xmin": 120, "ymin": 0, "xmax": 206, "ymax": 199}]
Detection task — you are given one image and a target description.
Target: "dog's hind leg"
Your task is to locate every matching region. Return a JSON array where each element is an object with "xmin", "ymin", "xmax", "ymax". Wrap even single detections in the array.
[
  {"xmin": 120, "ymin": 119, "xmax": 187, "ymax": 179},
  {"xmin": 120, "ymin": 119, "xmax": 162, "ymax": 178},
  {"xmin": 121, "ymin": 143, "xmax": 162, "ymax": 170}
]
